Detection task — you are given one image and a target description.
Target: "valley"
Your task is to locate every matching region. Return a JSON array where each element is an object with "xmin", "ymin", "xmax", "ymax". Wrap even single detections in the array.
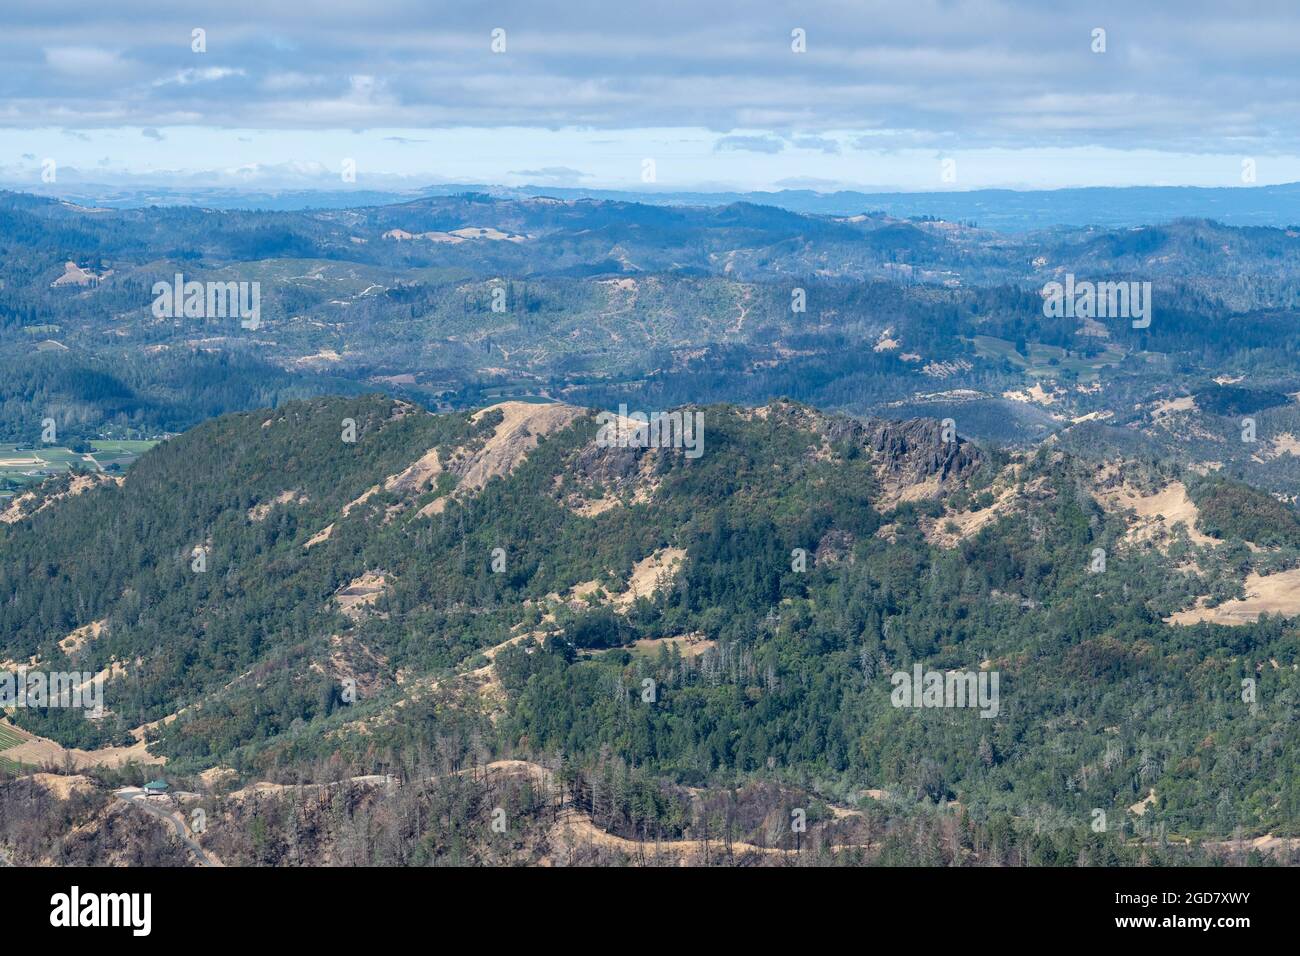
[{"xmin": 6, "ymin": 191, "xmax": 1300, "ymax": 503}]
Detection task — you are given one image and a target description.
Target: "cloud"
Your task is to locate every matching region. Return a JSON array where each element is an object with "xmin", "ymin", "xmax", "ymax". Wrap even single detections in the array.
[
  {"xmin": 43, "ymin": 46, "xmax": 126, "ymax": 75},
  {"xmin": 790, "ymin": 135, "xmax": 841, "ymax": 154},
  {"xmin": 5, "ymin": 1, "xmax": 1300, "ymax": 171},
  {"xmin": 260, "ymin": 72, "xmax": 326, "ymax": 93},
  {"xmin": 508, "ymin": 166, "xmax": 590, "ymax": 185},
  {"xmin": 715, "ymin": 135, "xmax": 785, "ymax": 154},
  {"xmin": 141, "ymin": 127, "xmax": 164, "ymax": 140},
  {"xmin": 153, "ymin": 67, "xmax": 246, "ymax": 88}
]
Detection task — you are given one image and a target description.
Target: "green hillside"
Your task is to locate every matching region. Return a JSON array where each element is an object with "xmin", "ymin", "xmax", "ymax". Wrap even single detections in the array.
[{"xmin": 1, "ymin": 395, "xmax": 1297, "ymax": 858}]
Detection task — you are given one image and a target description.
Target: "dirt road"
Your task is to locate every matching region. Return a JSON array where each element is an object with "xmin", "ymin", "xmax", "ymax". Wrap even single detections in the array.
[{"xmin": 115, "ymin": 790, "xmax": 218, "ymax": 867}]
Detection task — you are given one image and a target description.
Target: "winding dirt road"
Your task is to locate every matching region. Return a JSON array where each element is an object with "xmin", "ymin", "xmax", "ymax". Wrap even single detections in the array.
[{"xmin": 115, "ymin": 790, "xmax": 219, "ymax": 867}]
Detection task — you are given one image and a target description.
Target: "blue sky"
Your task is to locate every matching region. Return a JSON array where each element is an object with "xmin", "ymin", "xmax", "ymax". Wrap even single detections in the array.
[{"xmin": 3, "ymin": 0, "xmax": 1299, "ymax": 192}]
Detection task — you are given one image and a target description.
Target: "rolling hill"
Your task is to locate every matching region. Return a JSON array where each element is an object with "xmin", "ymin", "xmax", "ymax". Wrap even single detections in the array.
[{"xmin": 2, "ymin": 395, "xmax": 1298, "ymax": 865}]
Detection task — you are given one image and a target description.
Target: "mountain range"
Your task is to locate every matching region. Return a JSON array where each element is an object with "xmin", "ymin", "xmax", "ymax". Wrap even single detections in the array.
[{"xmin": 2, "ymin": 185, "xmax": 1300, "ymax": 866}]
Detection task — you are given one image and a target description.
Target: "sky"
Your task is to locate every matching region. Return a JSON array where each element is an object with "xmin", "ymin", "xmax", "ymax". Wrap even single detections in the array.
[{"xmin": 2, "ymin": 0, "xmax": 1299, "ymax": 193}]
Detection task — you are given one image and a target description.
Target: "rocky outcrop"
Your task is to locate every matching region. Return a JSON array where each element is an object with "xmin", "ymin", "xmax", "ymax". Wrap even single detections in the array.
[
  {"xmin": 860, "ymin": 417, "xmax": 980, "ymax": 486},
  {"xmin": 573, "ymin": 441, "xmax": 644, "ymax": 485},
  {"xmin": 447, "ymin": 402, "xmax": 587, "ymax": 492},
  {"xmin": 756, "ymin": 399, "xmax": 979, "ymax": 487}
]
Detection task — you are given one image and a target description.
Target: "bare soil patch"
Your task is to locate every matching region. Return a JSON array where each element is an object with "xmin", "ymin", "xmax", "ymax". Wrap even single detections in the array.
[{"xmin": 1166, "ymin": 567, "xmax": 1300, "ymax": 625}]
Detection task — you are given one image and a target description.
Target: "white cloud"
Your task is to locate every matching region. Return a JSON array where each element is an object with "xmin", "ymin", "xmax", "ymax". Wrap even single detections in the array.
[
  {"xmin": 153, "ymin": 67, "xmax": 246, "ymax": 87},
  {"xmin": 43, "ymin": 46, "xmax": 126, "ymax": 74}
]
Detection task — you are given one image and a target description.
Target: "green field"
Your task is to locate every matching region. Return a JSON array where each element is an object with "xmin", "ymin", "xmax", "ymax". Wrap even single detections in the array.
[
  {"xmin": 0, "ymin": 724, "xmax": 25, "ymax": 749},
  {"xmin": 0, "ymin": 440, "xmax": 157, "ymax": 496},
  {"xmin": 88, "ymin": 440, "xmax": 157, "ymax": 471},
  {"xmin": 972, "ymin": 334, "xmax": 1125, "ymax": 383},
  {"xmin": 0, "ymin": 723, "xmax": 26, "ymax": 771}
]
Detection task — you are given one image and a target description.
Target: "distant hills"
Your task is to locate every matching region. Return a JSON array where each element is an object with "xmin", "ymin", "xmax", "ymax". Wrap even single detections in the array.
[
  {"xmin": 8, "ymin": 180, "xmax": 1300, "ymax": 231},
  {"xmin": 5, "ymin": 188, "xmax": 1300, "ymax": 499}
]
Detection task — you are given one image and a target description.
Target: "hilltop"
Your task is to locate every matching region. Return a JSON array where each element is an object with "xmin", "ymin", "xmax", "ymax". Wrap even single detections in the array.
[{"xmin": 1, "ymin": 395, "xmax": 1298, "ymax": 864}]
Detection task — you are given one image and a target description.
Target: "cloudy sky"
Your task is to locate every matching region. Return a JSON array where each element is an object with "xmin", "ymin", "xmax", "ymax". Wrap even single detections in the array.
[{"xmin": 3, "ymin": 0, "xmax": 1299, "ymax": 192}]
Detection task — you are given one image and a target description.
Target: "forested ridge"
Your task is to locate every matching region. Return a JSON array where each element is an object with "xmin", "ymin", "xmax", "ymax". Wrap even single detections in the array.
[{"xmin": 2, "ymin": 394, "xmax": 1297, "ymax": 863}]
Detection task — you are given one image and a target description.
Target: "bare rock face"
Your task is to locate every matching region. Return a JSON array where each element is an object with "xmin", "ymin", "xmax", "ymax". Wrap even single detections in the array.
[
  {"xmin": 573, "ymin": 441, "xmax": 644, "ymax": 485},
  {"xmin": 799, "ymin": 403, "xmax": 980, "ymax": 485},
  {"xmin": 860, "ymin": 418, "xmax": 981, "ymax": 486},
  {"xmin": 754, "ymin": 399, "xmax": 978, "ymax": 487},
  {"xmin": 448, "ymin": 401, "xmax": 587, "ymax": 492}
]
